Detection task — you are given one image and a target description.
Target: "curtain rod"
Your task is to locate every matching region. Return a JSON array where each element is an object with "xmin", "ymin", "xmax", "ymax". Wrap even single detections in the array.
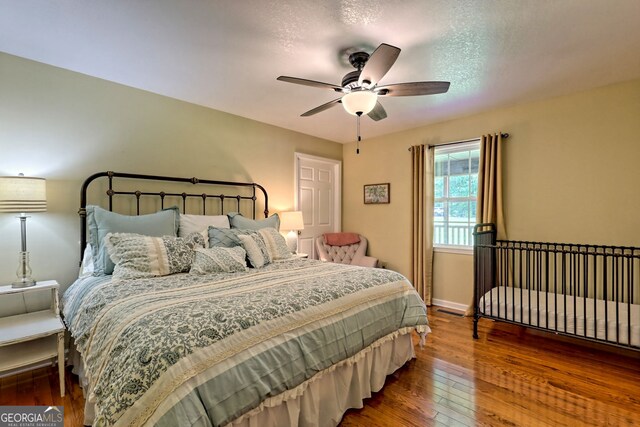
[{"xmin": 407, "ymin": 133, "xmax": 510, "ymax": 151}]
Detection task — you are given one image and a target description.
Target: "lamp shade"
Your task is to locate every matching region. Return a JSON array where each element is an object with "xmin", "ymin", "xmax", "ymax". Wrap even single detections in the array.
[
  {"xmin": 341, "ymin": 90, "xmax": 377, "ymax": 116},
  {"xmin": 0, "ymin": 176, "xmax": 47, "ymax": 213},
  {"xmin": 279, "ymin": 211, "xmax": 304, "ymax": 231}
]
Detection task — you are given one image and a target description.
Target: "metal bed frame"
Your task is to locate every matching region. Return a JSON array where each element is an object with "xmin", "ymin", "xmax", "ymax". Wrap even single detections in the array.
[
  {"xmin": 78, "ymin": 171, "xmax": 268, "ymax": 261},
  {"xmin": 473, "ymin": 223, "xmax": 640, "ymax": 351}
]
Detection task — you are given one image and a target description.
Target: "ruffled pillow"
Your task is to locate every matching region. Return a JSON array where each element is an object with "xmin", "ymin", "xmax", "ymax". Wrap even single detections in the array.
[
  {"xmin": 258, "ymin": 228, "xmax": 292, "ymax": 261},
  {"xmin": 190, "ymin": 246, "xmax": 248, "ymax": 274},
  {"xmin": 104, "ymin": 232, "xmax": 205, "ymax": 279},
  {"xmin": 238, "ymin": 234, "xmax": 271, "ymax": 268}
]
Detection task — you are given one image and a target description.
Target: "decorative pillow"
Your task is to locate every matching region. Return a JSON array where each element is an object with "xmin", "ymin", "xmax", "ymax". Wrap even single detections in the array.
[
  {"xmin": 87, "ymin": 205, "xmax": 180, "ymax": 276},
  {"xmin": 190, "ymin": 246, "xmax": 248, "ymax": 274},
  {"xmin": 258, "ymin": 228, "xmax": 292, "ymax": 261},
  {"xmin": 104, "ymin": 232, "xmax": 205, "ymax": 279},
  {"xmin": 208, "ymin": 227, "xmax": 258, "ymax": 248},
  {"xmin": 179, "ymin": 214, "xmax": 230, "ymax": 237},
  {"xmin": 228, "ymin": 212, "xmax": 280, "ymax": 231},
  {"xmin": 238, "ymin": 234, "xmax": 271, "ymax": 268}
]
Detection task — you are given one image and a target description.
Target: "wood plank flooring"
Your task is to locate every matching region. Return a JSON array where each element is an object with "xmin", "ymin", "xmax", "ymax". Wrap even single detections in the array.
[
  {"xmin": 342, "ymin": 307, "xmax": 640, "ymax": 426},
  {"xmin": 1, "ymin": 306, "xmax": 639, "ymax": 426}
]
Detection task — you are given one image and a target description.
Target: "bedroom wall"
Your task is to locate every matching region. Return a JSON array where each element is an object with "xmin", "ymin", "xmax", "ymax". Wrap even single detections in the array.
[
  {"xmin": 343, "ymin": 78, "xmax": 640, "ymax": 308},
  {"xmin": 0, "ymin": 52, "xmax": 342, "ymax": 316}
]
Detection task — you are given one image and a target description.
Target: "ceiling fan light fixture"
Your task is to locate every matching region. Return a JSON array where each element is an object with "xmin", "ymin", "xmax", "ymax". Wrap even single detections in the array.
[{"xmin": 341, "ymin": 90, "xmax": 377, "ymax": 116}]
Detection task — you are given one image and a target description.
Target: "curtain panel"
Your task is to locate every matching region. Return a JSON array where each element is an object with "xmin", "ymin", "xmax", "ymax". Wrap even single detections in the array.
[
  {"xmin": 477, "ymin": 133, "xmax": 507, "ymax": 239},
  {"xmin": 411, "ymin": 145, "xmax": 434, "ymax": 305},
  {"xmin": 465, "ymin": 132, "xmax": 507, "ymax": 316}
]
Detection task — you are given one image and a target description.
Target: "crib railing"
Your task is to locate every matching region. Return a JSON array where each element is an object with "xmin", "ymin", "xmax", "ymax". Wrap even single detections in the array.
[{"xmin": 473, "ymin": 223, "xmax": 640, "ymax": 351}]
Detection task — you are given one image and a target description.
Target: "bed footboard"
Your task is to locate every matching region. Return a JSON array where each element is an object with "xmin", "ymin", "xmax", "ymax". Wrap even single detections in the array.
[{"xmin": 473, "ymin": 224, "xmax": 640, "ymax": 351}]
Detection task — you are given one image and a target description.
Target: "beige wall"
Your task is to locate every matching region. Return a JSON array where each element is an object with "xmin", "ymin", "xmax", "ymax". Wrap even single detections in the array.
[
  {"xmin": 3, "ymin": 50, "xmax": 639, "ymax": 313},
  {"xmin": 0, "ymin": 53, "xmax": 341, "ymax": 315},
  {"xmin": 343, "ymin": 78, "xmax": 640, "ymax": 307}
]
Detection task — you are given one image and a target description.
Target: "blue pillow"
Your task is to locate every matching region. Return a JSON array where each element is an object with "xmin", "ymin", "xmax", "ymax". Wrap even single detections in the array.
[
  {"xmin": 227, "ymin": 212, "xmax": 280, "ymax": 231},
  {"xmin": 87, "ymin": 205, "xmax": 179, "ymax": 275},
  {"xmin": 208, "ymin": 227, "xmax": 257, "ymax": 248}
]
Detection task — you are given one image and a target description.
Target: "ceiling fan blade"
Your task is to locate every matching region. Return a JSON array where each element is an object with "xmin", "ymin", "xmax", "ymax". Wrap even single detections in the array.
[
  {"xmin": 301, "ymin": 98, "xmax": 342, "ymax": 117},
  {"xmin": 367, "ymin": 101, "xmax": 387, "ymax": 121},
  {"xmin": 375, "ymin": 81, "xmax": 450, "ymax": 96},
  {"xmin": 277, "ymin": 76, "xmax": 343, "ymax": 92},
  {"xmin": 358, "ymin": 43, "xmax": 401, "ymax": 87}
]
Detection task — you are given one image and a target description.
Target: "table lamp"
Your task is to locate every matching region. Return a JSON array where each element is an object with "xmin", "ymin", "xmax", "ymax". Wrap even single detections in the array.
[
  {"xmin": 0, "ymin": 174, "xmax": 47, "ymax": 288},
  {"xmin": 279, "ymin": 211, "xmax": 304, "ymax": 254}
]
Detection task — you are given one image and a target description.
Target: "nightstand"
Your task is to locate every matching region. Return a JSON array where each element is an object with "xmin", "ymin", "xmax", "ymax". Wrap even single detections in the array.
[
  {"xmin": 0, "ymin": 280, "xmax": 65, "ymax": 397},
  {"xmin": 294, "ymin": 253, "xmax": 309, "ymax": 259}
]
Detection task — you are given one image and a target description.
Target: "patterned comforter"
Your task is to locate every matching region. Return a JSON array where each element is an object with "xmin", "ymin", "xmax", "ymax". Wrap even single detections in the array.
[{"xmin": 62, "ymin": 258, "xmax": 429, "ymax": 427}]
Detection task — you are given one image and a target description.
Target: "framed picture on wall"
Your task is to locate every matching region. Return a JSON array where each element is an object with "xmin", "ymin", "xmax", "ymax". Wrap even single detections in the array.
[{"xmin": 364, "ymin": 183, "xmax": 390, "ymax": 204}]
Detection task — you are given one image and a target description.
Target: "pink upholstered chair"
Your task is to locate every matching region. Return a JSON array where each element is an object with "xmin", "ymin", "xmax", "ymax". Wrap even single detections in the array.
[{"xmin": 315, "ymin": 233, "xmax": 378, "ymax": 268}]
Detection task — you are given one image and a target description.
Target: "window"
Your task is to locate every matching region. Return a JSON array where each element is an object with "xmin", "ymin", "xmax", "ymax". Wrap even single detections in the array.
[{"xmin": 434, "ymin": 141, "xmax": 480, "ymax": 247}]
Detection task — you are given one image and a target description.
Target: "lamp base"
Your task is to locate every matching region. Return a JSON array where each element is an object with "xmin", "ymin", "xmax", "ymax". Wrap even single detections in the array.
[
  {"xmin": 285, "ymin": 230, "xmax": 298, "ymax": 254},
  {"xmin": 12, "ymin": 278, "xmax": 36, "ymax": 288},
  {"xmin": 12, "ymin": 251, "xmax": 36, "ymax": 288}
]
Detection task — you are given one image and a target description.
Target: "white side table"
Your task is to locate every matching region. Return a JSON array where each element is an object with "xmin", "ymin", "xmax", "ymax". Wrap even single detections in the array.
[{"xmin": 0, "ymin": 280, "xmax": 65, "ymax": 396}]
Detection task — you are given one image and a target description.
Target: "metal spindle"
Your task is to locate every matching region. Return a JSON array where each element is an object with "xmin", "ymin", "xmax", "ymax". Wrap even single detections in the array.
[
  {"xmin": 545, "ymin": 250, "xmax": 549, "ymax": 329},
  {"xmin": 563, "ymin": 251, "xmax": 567, "ymax": 334},
  {"xmin": 615, "ymin": 254, "xmax": 620, "ymax": 344},
  {"xmin": 583, "ymin": 249, "xmax": 588, "ymax": 337},
  {"xmin": 593, "ymin": 252, "xmax": 598, "ymax": 341},
  {"xmin": 604, "ymin": 254, "xmax": 609, "ymax": 342}
]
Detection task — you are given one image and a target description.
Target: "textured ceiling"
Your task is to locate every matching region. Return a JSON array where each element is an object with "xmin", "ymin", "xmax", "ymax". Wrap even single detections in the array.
[{"xmin": 1, "ymin": 1, "xmax": 639, "ymax": 143}]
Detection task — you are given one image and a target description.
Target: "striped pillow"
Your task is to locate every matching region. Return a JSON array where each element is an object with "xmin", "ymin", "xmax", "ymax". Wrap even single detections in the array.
[
  {"xmin": 104, "ymin": 232, "xmax": 205, "ymax": 279},
  {"xmin": 238, "ymin": 234, "xmax": 271, "ymax": 268},
  {"xmin": 258, "ymin": 228, "xmax": 292, "ymax": 261}
]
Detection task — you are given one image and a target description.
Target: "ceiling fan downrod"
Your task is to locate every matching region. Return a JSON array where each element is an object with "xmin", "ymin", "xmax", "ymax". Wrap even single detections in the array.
[{"xmin": 356, "ymin": 112, "xmax": 362, "ymax": 154}]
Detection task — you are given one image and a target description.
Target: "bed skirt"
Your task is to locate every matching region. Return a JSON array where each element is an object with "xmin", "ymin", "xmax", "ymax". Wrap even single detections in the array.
[{"xmin": 71, "ymin": 329, "xmax": 417, "ymax": 426}]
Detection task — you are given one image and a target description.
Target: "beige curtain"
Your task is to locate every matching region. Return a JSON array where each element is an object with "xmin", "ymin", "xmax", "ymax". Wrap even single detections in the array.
[
  {"xmin": 411, "ymin": 145, "xmax": 434, "ymax": 305},
  {"xmin": 465, "ymin": 132, "xmax": 506, "ymax": 315},
  {"xmin": 476, "ymin": 133, "xmax": 506, "ymax": 238}
]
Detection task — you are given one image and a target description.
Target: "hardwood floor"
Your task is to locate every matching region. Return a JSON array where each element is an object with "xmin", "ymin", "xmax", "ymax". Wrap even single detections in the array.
[
  {"xmin": 0, "ymin": 363, "xmax": 85, "ymax": 426},
  {"xmin": 342, "ymin": 307, "xmax": 640, "ymax": 426},
  {"xmin": 1, "ymin": 306, "xmax": 639, "ymax": 426}
]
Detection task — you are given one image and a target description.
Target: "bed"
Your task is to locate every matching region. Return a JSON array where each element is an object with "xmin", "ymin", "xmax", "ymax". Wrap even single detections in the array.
[
  {"xmin": 62, "ymin": 171, "xmax": 430, "ymax": 427},
  {"xmin": 473, "ymin": 223, "xmax": 640, "ymax": 351}
]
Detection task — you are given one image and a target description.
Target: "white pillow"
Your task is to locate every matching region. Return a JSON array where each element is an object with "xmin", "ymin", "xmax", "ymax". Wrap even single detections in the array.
[
  {"xmin": 179, "ymin": 214, "xmax": 230, "ymax": 241},
  {"xmin": 78, "ymin": 243, "xmax": 95, "ymax": 278}
]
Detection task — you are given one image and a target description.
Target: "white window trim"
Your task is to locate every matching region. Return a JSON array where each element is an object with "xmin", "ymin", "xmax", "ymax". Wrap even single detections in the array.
[
  {"xmin": 433, "ymin": 139, "xmax": 480, "ymax": 250},
  {"xmin": 434, "ymin": 245, "xmax": 473, "ymax": 255}
]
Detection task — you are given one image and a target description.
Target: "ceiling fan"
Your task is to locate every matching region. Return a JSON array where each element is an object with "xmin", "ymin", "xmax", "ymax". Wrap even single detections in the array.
[
  {"xmin": 277, "ymin": 43, "xmax": 450, "ymax": 152},
  {"xmin": 278, "ymin": 43, "xmax": 450, "ymax": 154}
]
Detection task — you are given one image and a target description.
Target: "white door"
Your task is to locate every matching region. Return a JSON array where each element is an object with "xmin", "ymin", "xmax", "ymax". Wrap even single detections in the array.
[{"xmin": 295, "ymin": 153, "xmax": 341, "ymax": 259}]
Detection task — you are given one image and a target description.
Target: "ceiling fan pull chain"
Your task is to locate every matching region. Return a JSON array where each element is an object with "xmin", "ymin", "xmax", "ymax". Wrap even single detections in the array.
[{"xmin": 356, "ymin": 113, "xmax": 361, "ymax": 154}]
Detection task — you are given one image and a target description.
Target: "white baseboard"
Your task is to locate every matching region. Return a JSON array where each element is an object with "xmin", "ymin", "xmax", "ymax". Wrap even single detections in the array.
[{"xmin": 431, "ymin": 298, "xmax": 469, "ymax": 312}]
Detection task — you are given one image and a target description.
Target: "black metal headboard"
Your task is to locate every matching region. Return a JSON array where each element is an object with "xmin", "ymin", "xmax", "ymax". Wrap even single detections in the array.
[{"xmin": 78, "ymin": 171, "xmax": 269, "ymax": 260}]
